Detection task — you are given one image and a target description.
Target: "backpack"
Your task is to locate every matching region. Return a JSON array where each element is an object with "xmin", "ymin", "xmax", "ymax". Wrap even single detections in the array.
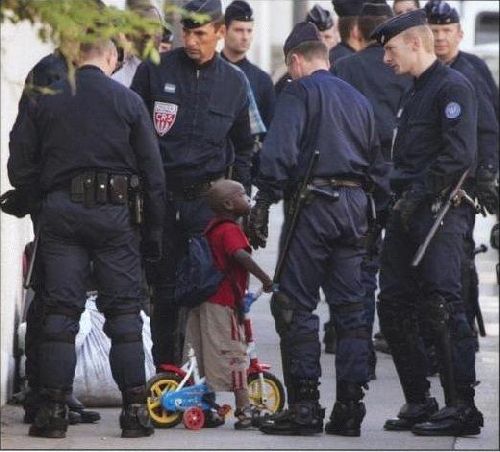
[{"xmin": 174, "ymin": 235, "xmax": 224, "ymax": 308}]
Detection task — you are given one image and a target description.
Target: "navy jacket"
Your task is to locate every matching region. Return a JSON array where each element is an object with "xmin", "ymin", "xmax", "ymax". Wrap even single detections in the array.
[
  {"xmin": 329, "ymin": 42, "xmax": 356, "ymax": 66},
  {"xmin": 451, "ymin": 52, "xmax": 498, "ymax": 176},
  {"xmin": 256, "ymin": 70, "xmax": 390, "ymax": 206},
  {"xmin": 391, "ymin": 60, "xmax": 477, "ymax": 195},
  {"xmin": 8, "ymin": 65, "xmax": 166, "ymax": 226},
  {"xmin": 222, "ymin": 53, "xmax": 276, "ymax": 131},
  {"xmin": 461, "ymin": 51, "xmax": 499, "ymax": 120},
  {"xmin": 333, "ymin": 44, "xmax": 412, "ymax": 160},
  {"xmin": 131, "ymin": 48, "xmax": 254, "ymax": 188}
]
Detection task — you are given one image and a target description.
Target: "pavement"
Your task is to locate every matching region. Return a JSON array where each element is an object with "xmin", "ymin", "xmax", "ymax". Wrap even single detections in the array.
[{"xmin": 1, "ymin": 207, "xmax": 498, "ymax": 451}]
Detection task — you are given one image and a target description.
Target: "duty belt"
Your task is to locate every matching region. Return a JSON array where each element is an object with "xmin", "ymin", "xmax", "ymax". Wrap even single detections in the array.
[
  {"xmin": 311, "ymin": 177, "xmax": 363, "ymax": 188},
  {"xmin": 166, "ymin": 176, "xmax": 224, "ymax": 202}
]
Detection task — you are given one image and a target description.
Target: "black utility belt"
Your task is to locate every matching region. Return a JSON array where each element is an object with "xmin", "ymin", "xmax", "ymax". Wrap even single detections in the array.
[
  {"xmin": 70, "ymin": 172, "xmax": 140, "ymax": 208},
  {"xmin": 311, "ymin": 177, "xmax": 363, "ymax": 189},
  {"xmin": 166, "ymin": 175, "xmax": 224, "ymax": 202}
]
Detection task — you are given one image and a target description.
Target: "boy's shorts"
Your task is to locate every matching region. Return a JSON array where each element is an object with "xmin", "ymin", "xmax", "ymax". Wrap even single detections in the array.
[{"xmin": 183, "ymin": 302, "xmax": 248, "ymax": 392}]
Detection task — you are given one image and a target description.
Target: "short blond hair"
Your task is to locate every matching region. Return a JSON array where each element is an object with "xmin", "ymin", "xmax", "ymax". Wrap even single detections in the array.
[{"xmin": 402, "ymin": 25, "xmax": 435, "ymax": 53}]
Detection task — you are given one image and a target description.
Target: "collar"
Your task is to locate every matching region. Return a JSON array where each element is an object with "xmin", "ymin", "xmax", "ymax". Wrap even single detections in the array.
[
  {"xmin": 221, "ymin": 51, "xmax": 248, "ymax": 67},
  {"xmin": 414, "ymin": 59, "xmax": 440, "ymax": 90},
  {"xmin": 181, "ymin": 48, "xmax": 218, "ymax": 70},
  {"xmin": 204, "ymin": 217, "xmax": 240, "ymax": 235},
  {"xmin": 77, "ymin": 65, "xmax": 103, "ymax": 73},
  {"xmin": 340, "ymin": 41, "xmax": 357, "ymax": 53}
]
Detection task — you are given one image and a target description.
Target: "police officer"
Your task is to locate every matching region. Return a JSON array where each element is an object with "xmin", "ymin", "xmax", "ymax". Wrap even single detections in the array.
[
  {"xmin": 329, "ymin": 0, "xmax": 365, "ymax": 65},
  {"xmin": 275, "ymin": 4, "xmax": 338, "ymax": 96},
  {"xmin": 393, "ymin": 0, "xmax": 421, "ymax": 16},
  {"xmin": 331, "ymin": 0, "xmax": 412, "ymax": 374},
  {"xmin": 222, "ymin": 0, "xmax": 275, "ymax": 133},
  {"xmin": 8, "ymin": 38, "xmax": 166, "ymax": 438},
  {"xmin": 131, "ymin": 0, "xmax": 254, "ymax": 426},
  {"xmin": 248, "ymin": 22, "xmax": 390, "ymax": 436},
  {"xmin": 425, "ymin": 0, "xmax": 499, "ymax": 348},
  {"xmin": 372, "ymin": 10, "xmax": 484, "ymax": 436},
  {"xmin": 13, "ymin": 48, "xmax": 102, "ymax": 427}
]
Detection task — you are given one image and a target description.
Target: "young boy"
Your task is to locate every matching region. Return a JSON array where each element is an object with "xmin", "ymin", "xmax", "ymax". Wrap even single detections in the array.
[{"xmin": 183, "ymin": 180, "xmax": 273, "ymax": 429}]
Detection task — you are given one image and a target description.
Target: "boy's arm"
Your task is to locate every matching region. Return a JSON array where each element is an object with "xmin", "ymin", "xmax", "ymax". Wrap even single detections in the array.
[{"xmin": 233, "ymin": 249, "xmax": 273, "ymax": 292}]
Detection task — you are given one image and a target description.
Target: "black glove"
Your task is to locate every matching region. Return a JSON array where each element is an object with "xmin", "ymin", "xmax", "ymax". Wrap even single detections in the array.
[
  {"xmin": 142, "ymin": 227, "xmax": 163, "ymax": 262},
  {"xmin": 393, "ymin": 190, "xmax": 426, "ymax": 232},
  {"xmin": 248, "ymin": 196, "xmax": 272, "ymax": 250},
  {"xmin": 0, "ymin": 188, "xmax": 40, "ymax": 218},
  {"xmin": 476, "ymin": 167, "xmax": 499, "ymax": 215}
]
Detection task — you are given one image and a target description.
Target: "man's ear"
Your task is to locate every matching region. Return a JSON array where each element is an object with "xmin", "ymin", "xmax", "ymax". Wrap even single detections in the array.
[{"xmin": 216, "ymin": 23, "xmax": 226, "ymax": 40}]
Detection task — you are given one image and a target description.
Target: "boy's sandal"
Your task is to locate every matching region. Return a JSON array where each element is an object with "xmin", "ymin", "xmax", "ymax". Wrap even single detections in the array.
[{"xmin": 234, "ymin": 405, "xmax": 261, "ymax": 430}]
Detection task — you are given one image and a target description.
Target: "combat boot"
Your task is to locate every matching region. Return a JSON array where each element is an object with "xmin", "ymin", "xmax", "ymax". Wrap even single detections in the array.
[
  {"xmin": 384, "ymin": 397, "xmax": 439, "ymax": 431},
  {"xmin": 260, "ymin": 380, "xmax": 325, "ymax": 436},
  {"xmin": 28, "ymin": 388, "xmax": 68, "ymax": 438},
  {"xmin": 23, "ymin": 387, "xmax": 42, "ymax": 424},
  {"xmin": 412, "ymin": 386, "xmax": 483, "ymax": 436},
  {"xmin": 325, "ymin": 381, "xmax": 365, "ymax": 436},
  {"xmin": 323, "ymin": 322, "xmax": 337, "ymax": 354},
  {"xmin": 120, "ymin": 386, "xmax": 154, "ymax": 438},
  {"xmin": 66, "ymin": 393, "xmax": 101, "ymax": 424}
]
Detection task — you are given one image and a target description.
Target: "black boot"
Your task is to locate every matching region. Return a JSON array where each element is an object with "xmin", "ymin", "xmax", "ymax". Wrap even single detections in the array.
[
  {"xmin": 23, "ymin": 388, "xmax": 42, "ymax": 424},
  {"xmin": 120, "ymin": 386, "xmax": 154, "ymax": 438},
  {"xmin": 323, "ymin": 322, "xmax": 337, "ymax": 354},
  {"xmin": 412, "ymin": 386, "xmax": 483, "ymax": 436},
  {"xmin": 66, "ymin": 393, "xmax": 101, "ymax": 424},
  {"xmin": 28, "ymin": 389, "xmax": 69, "ymax": 438},
  {"xmin": 260, "ymin": 380, "xmax": 325, "ymax": 436},
  {"xmin": 384, "ymin": 397, "xmax": 439, "ymax": 431},
  {"xmin": 325, "ymin": 381, "xmax": 365, "ymax": 437}
]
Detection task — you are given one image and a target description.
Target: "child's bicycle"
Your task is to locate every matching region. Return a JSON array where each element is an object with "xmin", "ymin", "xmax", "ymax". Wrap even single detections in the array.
[{"xmin": 146, "ymin": 289, "xmax": 285, "ymax": 429}]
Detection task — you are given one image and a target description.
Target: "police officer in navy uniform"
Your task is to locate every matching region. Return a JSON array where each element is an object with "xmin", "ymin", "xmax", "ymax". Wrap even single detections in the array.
[
  {"xmin": 425, "ymin": 0, "xmax": 499, "ymax": 349},
  {"xmin": 8, "ymin": 38, "xmax": 166, "ymax": 438},
  {"xmin": 131, "ymin": 0, "xmax": 254, "ymax": 425},
  {"xmin": 329, "ymin": 0, "xmax": 364, "ymax": 65},
  {"xmin": 248, "ymin": 22, "xmax": 390, "ymax": 437},
  {"xmin": 13, "ymin": 49, "xmax": 103, "ymax": 427},
  {"xmin": 331, "ymin": 0, "xmax": 412, "ymax": 375},
  {"xmin": 222, "ymin": 0, "xmax": 275, "ymax": 134},
  {"xmin": 372, "ymin": 10, "xmax": 484, "ymax": 436}
]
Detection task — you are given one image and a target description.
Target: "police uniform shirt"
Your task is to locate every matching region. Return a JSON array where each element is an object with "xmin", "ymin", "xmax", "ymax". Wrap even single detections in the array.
[
  {"xmin": 390, "ymin": 60, "xmax": 477, "ymax": 194},
  {"xmin": 8, "ymin": 65, "xmax": 166, "ymax": 226},
  {"xmin": 333, "ymin": 43, "xmax": 412, "ymax": 160},
  {"xmin": 131, "ymin": 48, "xmax": 254, "ymax": 187},
  {"xmin": 256, "ymin": 69, "xmax": 389, "ymax": 204},
  {"xmin": 450, "ymin": 52, "xmax": 499, "ymax": 175},
  {"xmin": 221, "ymin": 53, "xmax": 275, "ymax": 131},
  {"xmin": 329, "ymin": 42, "xmax": 356, "ymax": 66}
]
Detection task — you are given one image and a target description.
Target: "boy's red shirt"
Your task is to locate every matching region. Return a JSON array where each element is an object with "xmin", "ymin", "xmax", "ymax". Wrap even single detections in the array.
[{"xmin": 204, "ymin": 218, "xmax": 251, "ymax": 309}]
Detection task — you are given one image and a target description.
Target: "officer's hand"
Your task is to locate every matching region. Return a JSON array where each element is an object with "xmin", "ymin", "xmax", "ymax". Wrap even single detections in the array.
[
  {"xmin": 476, "ymin": 167, "xmax": 499, "ymax": 215},
  {"xmin": 248, "ymin": 198, "xmax": 271, "ymax": 250},
  {"xmin": 393, "ymin": 191, "xmax": 425, "ymax": 232},
  {"xmin": 142, "ymin": 227, "xmax": 163, "ymax": 262}
]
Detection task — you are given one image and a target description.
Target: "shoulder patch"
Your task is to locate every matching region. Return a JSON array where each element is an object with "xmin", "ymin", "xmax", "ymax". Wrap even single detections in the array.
[{"xmin": 445, "ymin": 102, "xmax": 462, "ymax": 119}]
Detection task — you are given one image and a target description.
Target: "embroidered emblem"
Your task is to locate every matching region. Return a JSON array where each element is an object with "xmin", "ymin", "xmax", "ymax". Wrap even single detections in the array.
[
  {"xmin": 445, "ymin": 102, "xmax": 461, "ymax": 119},
  {"xmin": 153, "ymin": 101, "xmax": 178, "ymax": 136}
]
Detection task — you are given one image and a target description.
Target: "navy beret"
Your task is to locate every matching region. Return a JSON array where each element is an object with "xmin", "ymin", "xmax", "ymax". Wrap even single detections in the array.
[
  {"xmin": 306, "ymin": 5, "xmax": 334, "ymax": 31},
  {"xmin": 424, "ymin": 1, "xmax": 460, "ymax": 25},
  {"xmin": 371, "ymin": 9, "xmax": 427, "ymax": 45},
  {"xmin": 283, "ymin": 22, "xmax": 322, "ymax": 57},
  {"xmin": 225, "ymin": 0, "xmax": 253, "ymax": 25},
  {"xmin": 181, "ymin": 0, "xmax": 223, "ymax": 29},
  {"xmin": 361, "ymin": 0, "xmax": 394, "ymax": 18},
  {"xmin": 331, "ymin": 0, "xmax": 365, "ymax": 17}
]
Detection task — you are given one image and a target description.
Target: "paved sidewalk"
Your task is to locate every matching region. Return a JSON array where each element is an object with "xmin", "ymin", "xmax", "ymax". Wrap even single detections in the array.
[{"xmin": 1, "ymin": 210, "xmax": 498, "ymax": 451}]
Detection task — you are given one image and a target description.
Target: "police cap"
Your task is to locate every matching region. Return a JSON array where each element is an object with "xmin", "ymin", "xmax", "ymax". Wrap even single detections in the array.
[
  {"xmin": 181, "ymin": 0, "xmax": 223, "ymax": 29},
  {"xmin": 306, "ymin": 5, "xmax": 334, "ymax": 31},
  {"xmin": 424, "ymin": 0, "xmax": 460, "ymax": 25},
  {"xmin": 331, "ymin": 0, "xmax": 365, "ymax": 17},
  {"xmin": 161, "ymin": 27, "xmax": 174, "ymax": 44},
  {"xmin": 371, "ymin": 9, "xmax": 427, "ymax": 45},
  {"xmin": 283, "ymin": 22, "xmax": 322, "ymax": 57},
  {"xmin": 361, "ymin": 0, "xmax": 394, "ymax": 18},
  {"xmin": 225, "ymin": 0, "xmax": 253, "ymax": 26}
]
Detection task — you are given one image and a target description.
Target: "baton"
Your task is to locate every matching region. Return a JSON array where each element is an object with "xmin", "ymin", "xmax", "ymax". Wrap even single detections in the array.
[{"xmin": 23, "ymin": 228, "xmax": 40, "ymax": 289}]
